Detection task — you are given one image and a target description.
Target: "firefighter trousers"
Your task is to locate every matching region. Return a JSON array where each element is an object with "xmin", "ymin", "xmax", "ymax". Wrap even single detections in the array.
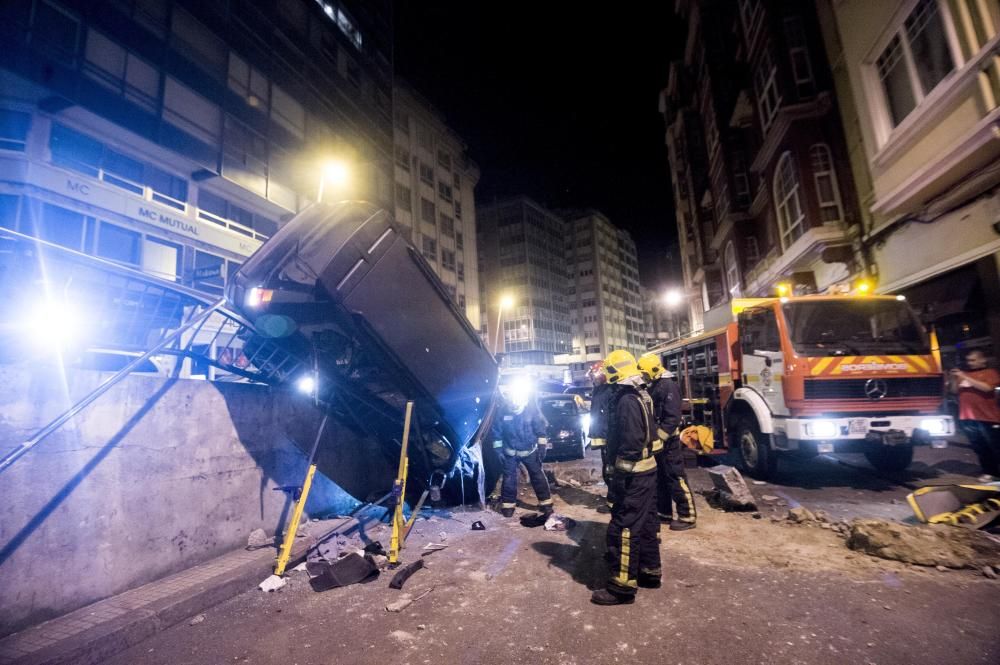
[
  {"xmin": 656, "ymin": 439, "xmax": 696, "ymax": 523},
  {"xmin": 500, "ymin": 449, "xmax": 553, "ymax": 512},
  {"xmin": 605, "ymin": 469, "xmax": 660, "ymax": 595}
]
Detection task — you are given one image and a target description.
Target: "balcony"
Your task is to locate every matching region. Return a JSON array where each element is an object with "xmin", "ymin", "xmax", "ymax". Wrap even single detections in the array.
[{"xmin": 743, "ymin": 222, "xmax": 850, "ymax": 296}]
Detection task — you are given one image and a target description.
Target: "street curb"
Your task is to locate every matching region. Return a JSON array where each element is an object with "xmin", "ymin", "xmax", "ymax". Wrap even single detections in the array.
[{"xmin": 1, "ymin": 539, "xmax": 314, "ymax": 665}]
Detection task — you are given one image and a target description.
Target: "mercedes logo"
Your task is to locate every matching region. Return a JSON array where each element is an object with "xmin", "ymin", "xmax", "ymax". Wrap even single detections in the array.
[{"xmin": 864, "ymin": 378, "xmax": 888, "ymax": 400}]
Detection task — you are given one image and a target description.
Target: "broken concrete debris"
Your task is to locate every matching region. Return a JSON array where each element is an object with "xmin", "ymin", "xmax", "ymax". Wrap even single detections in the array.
[
  {"xmin": 386, "ymin": 595, "xmax": 414, "ymax": 612},
  {"xmin": 544, "ymin": 514, "xmax": 576, "ymax": 531},
  {"xmin": 705, "ymin": 465, "xmax": 757, "ymax": 511},
  {"xmin": 761, "ymin": 495, "xmax": 780, "ymax": 502},
  {"xmin": 847, "ymin": 519, "xmax": 1000, "ymax": 569},
  {"xmin": 258, "ymin": 574, "xmax": 287, "ymax": 592},
  {"xmin": 247, "ymin": 528, "xmax": 273, "ymax": 549},
  {"xmin": 982, "ymin": 566, "xmax": 997, "ymax": 580},
  {"xmin": 787, "ymin": 507, "xmax": 816, "ymax": 523},
  {"xmin": 188, "ymin": 614, "xmax": 206, "ymax": 626}
]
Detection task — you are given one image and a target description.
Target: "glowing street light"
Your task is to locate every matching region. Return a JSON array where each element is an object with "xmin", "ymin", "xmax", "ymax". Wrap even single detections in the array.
[
  {"xmin": 317, "ymin": 160, "xmax": 350, "ymax": 203},
  {"xmin": 296, "ymin": 373, "xmax": 317, "ymax": 396},
  {"xmin": 663, "ymin": 288, "xmax": 684, "ymax": 309}
]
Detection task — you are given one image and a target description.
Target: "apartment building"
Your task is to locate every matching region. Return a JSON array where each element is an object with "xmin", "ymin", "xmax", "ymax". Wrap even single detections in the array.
[
  {"xmin": 476, "ymin": 197, "xmax": 571, "ymax": 366},
  {"xmin": 392, "ymin": 82, "xmax": 480, "ymax": 325},
  {"xmin": 817, "ymin": 0, "xmax": 1000, "ymax": 360},
  {"xmin": 661, "ymin": 0, "xmax": 863, "ymax": 331}
]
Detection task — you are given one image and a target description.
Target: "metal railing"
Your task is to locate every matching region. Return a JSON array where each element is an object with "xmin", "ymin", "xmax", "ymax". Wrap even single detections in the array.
[{"xmin": 0, "ymin": 228, "xmax": 310, "ymax": 475}]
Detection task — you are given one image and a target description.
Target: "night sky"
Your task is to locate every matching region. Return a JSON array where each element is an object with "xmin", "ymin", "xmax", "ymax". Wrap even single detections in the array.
[{"xmin": 393, "ymin": 2, "xmax": 686, "ymax": 289}]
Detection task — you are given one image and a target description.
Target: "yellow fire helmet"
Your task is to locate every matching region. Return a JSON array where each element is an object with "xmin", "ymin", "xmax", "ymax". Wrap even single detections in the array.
[
  {"xmin": 603, "ymin": 349, "xmax": 641, "ymax": 384},
  {"xmin": 637, "ymin": 353, "xmax": 665, "ymax": 381}
]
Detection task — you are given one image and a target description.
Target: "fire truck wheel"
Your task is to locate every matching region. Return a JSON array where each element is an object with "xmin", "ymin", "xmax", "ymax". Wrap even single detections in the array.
[
  {"xmin": 733, "ymin": 416, "xmax": 777, "ymax": 480},
  {"xmin": 863, "ymin": 443, "xmax": 914, "ymax": 474}
]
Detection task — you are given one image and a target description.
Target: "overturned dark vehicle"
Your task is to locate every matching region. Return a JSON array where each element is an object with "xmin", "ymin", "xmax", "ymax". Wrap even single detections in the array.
[{"xmin": 226, "ymin": 201, "xmax": 500, "ymax": 504}]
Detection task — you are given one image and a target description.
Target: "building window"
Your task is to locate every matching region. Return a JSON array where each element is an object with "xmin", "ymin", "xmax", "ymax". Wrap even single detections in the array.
[
  {"xmin": 739, "ymin": 0, "xmax": 765, "ymax": 50},
  {"xmin": 417, "ymin": 124, "xmax": 433, "ymax": 151},
  {"xmin": 396, "ymin": 184, "xmax": 412, "ymax": 212},
  {"xmin": 420, "ymin": 197, "xmax": 435, "ymax": 224},
  {"xmin": 97, "ymin": 222, "xmax": 141, "ymax": 266},
  {"xmin": 754, "ymin": 46, "xmax": 781, "ymax": 131},
  {"xmin": 422, "ymin": 236, "xmax": 437, "ymax": 261},
  {"xmin": 395, "ymin": 146, "xmax": 411, "ymax": 170},
  {"xmin": 457, "ymin": 262, "xmax": 464, "ymax": 280},
  {"xmin": 171, "ymin": 8, "xmax": 226, "ymax": 76},
  {"xmin": 455, "ymin": 200, "xmax": 462, "ymax": 219},
  {"xmin": 456, "ymin": 230, "xmax": 464, "ymax": 250},
  {"xmin": 49, "ymin": 124, "xmax": 188, "ymax": 209},
  {"xmin": 84, "ymin": 30, "xmax": 160, "ymax": 112},
  {"xmin": 875, "ymin": 0, "xmax": 956, "ymax": 127},
  {"xmin": 453, "ymin": 172, "xmax": 461, "ymax": 189},
  {"xmin": 419, "ymin": 162, "xmax": 434, "ymax": 185},
  {"xmin": 193, "ymin": 250, "xmax": 225, "ymax": 293},
  {"xmin": 732, "ymin": 150, "xmax": 751, "ymax": 208},
  {"xmin": 164, "ymin": 77, "xmax": 221, "ymax": 146},
  {"xmin": 783, "ymin": 16, "xmax": 815, "ymax": 99},
  {"xmin": 0, "ymin": 110, "xmax": 30, "ymax": 152},
  {"xmin": 394, "ymin": 109, "xmax": 410, "ymax": 135},
  {"xmin": 439, "ymin": 214, "xmax": 454, "ymax": 237},
  {"xmin": 39, "ymin": 204, "xmax": 86, "ymax": 251},
  {"xmin": 744, "ymin": 236, "xmax": 760, "ymax": 268},
  {"xmin": 724, "ymin": 241, "xmax": 741, "ymax": 298},
  {"xmin": 32, "ymin": 0, "xmax": 80, "ymax": 66},
  {"xmin": 270, "ymin": 84, "xmax": 306, "ymax": 139},
  {"xmin": 809, "ymin": 144, "xmax": 844, "ymax": 223},
  {"xmin": 142, "ymin": 235, "xmax": 182, "ymax": 281},
  {"xmin": 441, "ymin": 248, "xmax": 456, "ymax": 271},
  {"xmin": 228, "ymin": 53, "xmax": 269, "ymax": 110},
  {"xmin": 437, "ymin": 150, "xmax": 451, "ymax": 170},
  {"xmin": 773, "ymin": 151, "xmax": 804, "ymax": 249},
  {"xmin": 458, "ymin": 294, "xmax": 466, "ymax": 308},
  {"xmin": 437, "ymin": 182, "xmax": 453, "ymax": 202}
]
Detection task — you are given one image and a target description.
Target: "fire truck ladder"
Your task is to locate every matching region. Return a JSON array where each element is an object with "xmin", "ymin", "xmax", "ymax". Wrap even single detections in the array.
[{"xmin": 0, "ymin": 228, "xmax": 310, "ymax": 476}]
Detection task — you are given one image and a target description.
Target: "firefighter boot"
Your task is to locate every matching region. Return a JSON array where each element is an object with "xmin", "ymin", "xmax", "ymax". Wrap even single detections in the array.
[
  {"xmin": 590, "ymin": 588, "xmax": 635, "ymax": 606},
  {"xmin": 670, "ymin": 519, "xmax": 695, "ymax": 531},
  {"xmin": 500, "ymin": 506, "xmax": 515, "ymax": 518},
  {"xmin": 638, "ymin": 572, "xmax": 662, "ymax": 589}
]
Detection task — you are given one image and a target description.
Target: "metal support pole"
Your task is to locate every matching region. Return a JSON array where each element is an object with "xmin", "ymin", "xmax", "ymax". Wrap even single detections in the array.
[
  {"xmin": 388, "ymin": 401, "xmax": 415, "ymax": 565},
  {"xmin": 274, "ymin": 413, "xmax": 329, "ymax": 576}
]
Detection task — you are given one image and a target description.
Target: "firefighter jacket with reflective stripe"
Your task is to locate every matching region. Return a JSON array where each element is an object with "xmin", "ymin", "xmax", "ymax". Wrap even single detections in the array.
[
  {"xmin": 588, "ymin": 382, "xmax": 613, "ymax": 445},
  {"xmin": 492, "ymin": 402, "xmax": 548, "ymax": 454},
  {"xmin": 606, "ymin": 384, "xmax": 655, "ymax": 464},
  {"xmin": 648, "ymin": 377, "xmax": 682, "ymax": 439}
]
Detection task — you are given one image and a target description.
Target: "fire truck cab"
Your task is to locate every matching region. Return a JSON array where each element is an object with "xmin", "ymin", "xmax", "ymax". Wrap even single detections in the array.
[{"xmin": 652, "ymin": 295, "xmax": 953, "ymax": 479}]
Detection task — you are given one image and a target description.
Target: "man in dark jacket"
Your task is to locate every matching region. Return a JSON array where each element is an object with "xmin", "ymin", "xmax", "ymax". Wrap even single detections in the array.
[
  {"xmin": 592, "ymin": 350, "xmax": 660, "ymax": 606},
  {"xmin": 639, "ymin": 354, "xmax": 696, "ymax": 530},
  {"xmin": 493, "ymin": 379, "xmax": 553, "ymax": 518}
]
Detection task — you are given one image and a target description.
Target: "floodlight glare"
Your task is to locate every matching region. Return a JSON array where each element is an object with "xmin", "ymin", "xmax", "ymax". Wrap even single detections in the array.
[
  {"xmin": 26, "ymin": 300, "xmax": 83, "ymax": 349},
  {"xmin": 663, "ymin": 288, "xmax": 684, "ymax": 308},
  {"xmin": 296, "ymin": 374, "xmax": 317, "ymax": 395}
]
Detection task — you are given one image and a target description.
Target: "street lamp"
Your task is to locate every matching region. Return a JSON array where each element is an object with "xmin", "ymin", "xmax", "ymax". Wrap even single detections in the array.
[
  {"xmin": 317, "ymin": 160, "xmax": 350, "ymax": 203},
  {"xmin": 663, "ymin": 288, "xmax": 684, "ymax": 309},
  {"xmin": 494, "ymin": 294, "xmax": 514, "ymax": 355}
]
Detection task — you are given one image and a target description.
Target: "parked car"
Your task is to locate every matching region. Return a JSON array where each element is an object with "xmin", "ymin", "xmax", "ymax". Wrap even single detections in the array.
[
  {"xmin": 538, "ymin": 394, "xmax": 590, "ymax": 460},
  {"xmin": 563, "ymin": 385, "xmax": 593, "ymax": 409}
]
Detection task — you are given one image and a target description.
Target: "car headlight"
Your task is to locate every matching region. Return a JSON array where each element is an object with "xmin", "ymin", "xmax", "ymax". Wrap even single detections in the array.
[
  {"xmin": 920, "ymin": 418, "xmax": 949, "ymax": 436},
  {"xmin": 558, "ymin": 429, "xmax": 573, "ymax": 438},
  {"xmin": 804, "ymin": 420, "xmax": 838, "ymax": 438},
  {"xmin": 581, "ymin": 413, "xmax": 591, "ymax": 434}
]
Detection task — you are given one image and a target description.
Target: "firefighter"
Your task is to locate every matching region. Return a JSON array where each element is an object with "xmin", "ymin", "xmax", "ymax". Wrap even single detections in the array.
[
  {"xmin": 588, "ymin": 362, "xmax": 614, "ymax": 508},
  {"xmin": 591, "ymin": 350, "xmax": 660, "ymax": 606},
  {"xmin": 492, "ymin": 381, "xmax": 553, "ymax": 518},
  {"xmin": 638, "ymin": 353, "xmax": 696, "ymax": 530}
]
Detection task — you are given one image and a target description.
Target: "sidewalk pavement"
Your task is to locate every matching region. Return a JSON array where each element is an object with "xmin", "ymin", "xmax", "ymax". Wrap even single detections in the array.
[{"xmin": 0, "ymin": 538, "xmax": 313, "ymax": 665}]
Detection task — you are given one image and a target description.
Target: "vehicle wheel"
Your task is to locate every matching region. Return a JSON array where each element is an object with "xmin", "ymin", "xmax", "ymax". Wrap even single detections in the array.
[
  {"xmin": 864, "ymin": 444, "xmax": 914, "ymax": 473},
  {"xmin": 732, "ymin": 416, "xmax": 777, "ymax": 480}
]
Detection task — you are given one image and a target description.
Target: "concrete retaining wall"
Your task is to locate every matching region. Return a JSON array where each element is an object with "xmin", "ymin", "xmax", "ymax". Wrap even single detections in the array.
[{"xmin": 0, "ymin": 365, "xmax": 388, "ymax": 637}]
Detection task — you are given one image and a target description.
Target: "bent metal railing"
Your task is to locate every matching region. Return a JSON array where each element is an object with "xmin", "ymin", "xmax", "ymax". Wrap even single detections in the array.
[{"xmin": 0, "ymin": 228, "xmax": 308, "ymax": 475}]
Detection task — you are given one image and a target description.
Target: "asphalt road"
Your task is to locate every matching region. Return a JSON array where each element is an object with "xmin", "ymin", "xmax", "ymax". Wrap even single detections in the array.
[{"xmin": 105, "ymin": 441, "xmax": 999, "ymax": 665}]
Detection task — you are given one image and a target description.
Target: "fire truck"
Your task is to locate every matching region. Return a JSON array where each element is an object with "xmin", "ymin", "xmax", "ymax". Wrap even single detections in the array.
[{"xmin": 648, "ymin": 295, "xmax": 953, "ymax": 479}]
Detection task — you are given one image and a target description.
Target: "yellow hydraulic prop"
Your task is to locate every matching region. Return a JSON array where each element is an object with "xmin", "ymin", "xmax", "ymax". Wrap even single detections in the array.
[
  {"xmin": 389, "ymin": 401, "xmax": 415, "ymax": 565},
  {"xmin": 274, "ymin": 413, "xmax": 328, "ymax": 577}
]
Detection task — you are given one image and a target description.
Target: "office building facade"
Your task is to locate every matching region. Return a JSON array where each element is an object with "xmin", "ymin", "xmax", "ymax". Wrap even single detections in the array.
[
  {"xmin": 0, "ymin": 0, "xmax": 392, "ymax": 298},
  {"xmin": 476, "ymin": 197, "xmax": 571, "ymax": 366},
  {"xmin": 560, "ymin": 210, "xmax": 645, "ymax": 363}
]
